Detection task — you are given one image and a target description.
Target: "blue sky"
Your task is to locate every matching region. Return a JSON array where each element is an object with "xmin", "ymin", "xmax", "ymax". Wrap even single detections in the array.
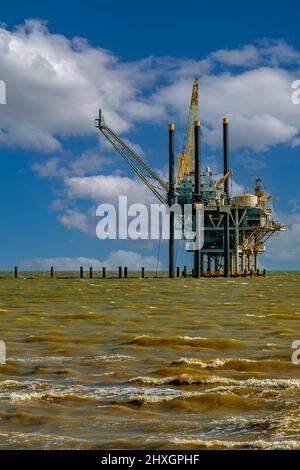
[{"xmin": 0, "ymin": 0, "xmax": 300, "ymax": 270}]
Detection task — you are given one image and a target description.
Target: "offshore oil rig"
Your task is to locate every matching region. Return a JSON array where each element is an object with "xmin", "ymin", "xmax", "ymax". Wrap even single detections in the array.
[{"xmin": 96, "ymin": 79, "xmax": 285, "ymax": 278}]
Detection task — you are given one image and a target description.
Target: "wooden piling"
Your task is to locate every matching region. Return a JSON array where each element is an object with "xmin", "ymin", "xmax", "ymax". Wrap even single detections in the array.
[
  {"xmin": 89, "ymin": 267, "xmax": 93, "ymax": 279},
  {"xmin": 102, "ymin": 267, "xmax": 106, "ymax": 279},
  {"xmin": 141, "ymin": 267, "xmax": 145, "ymax": 278},
  {"xmin": 80, "ymin": 266, "xmax": 83, "ymax": 279},
  {"xmin": 50, "ymin": 266, "xmax": 54, "ymax": 278},
  {"xmin": 176, "ymin": 266, "xmax": 180, "ymax": 278},
  {"xmin": 14, "ymin": 266, "xmax": 18, "ymax": 278},
  {"xmin": 119, "ymin": 266, "xmax": 122, "ymax": 279},
  {"xmin": 124, "ymin": 267, "xmax": 128, "ymax": 278}
]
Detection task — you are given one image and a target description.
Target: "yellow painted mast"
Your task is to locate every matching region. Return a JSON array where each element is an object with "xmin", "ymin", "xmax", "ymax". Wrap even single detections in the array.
[{"xmin": 178, "ymin": 78, "xmax": 199, "ymax": 185}]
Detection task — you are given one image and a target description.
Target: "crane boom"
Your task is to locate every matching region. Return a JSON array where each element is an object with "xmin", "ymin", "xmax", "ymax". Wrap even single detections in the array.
[
  {"xmin": 187, "ymin": 78, "xmax": 199, "ymax": 167},
  {"xmin": 95, "ymin": 110, "xmax": 168, "ymax": 204},
  {"xmin": 215, "ymin": 169, "xmax": 233, "ymax": 189},
  {"xmin": 178, "ymin": 78, "xmax": 199, "ymax": 184}
]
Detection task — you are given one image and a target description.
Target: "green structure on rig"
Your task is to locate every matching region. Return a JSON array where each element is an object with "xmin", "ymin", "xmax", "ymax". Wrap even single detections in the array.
[{"xmin": 96, "ymin": 79, "xmax": 285, "ymax": 278}]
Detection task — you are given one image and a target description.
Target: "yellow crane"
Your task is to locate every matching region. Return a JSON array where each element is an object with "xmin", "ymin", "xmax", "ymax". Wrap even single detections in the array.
[
  {"xmin": 215, "ymin": 169, "xmax": 233, "ymax": 189},
  {"xmin": 178, "ymin": 78, "xmax": 199, "ymax": 185}
]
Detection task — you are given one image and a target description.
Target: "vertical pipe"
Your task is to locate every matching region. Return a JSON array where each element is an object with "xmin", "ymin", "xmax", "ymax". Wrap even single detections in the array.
[
  {"xmin": 247, "ymin": 254, "xmax": 252, "ymax": 272},
  {"xmin": 50, "ymin": 266, "xmax": 54, "ymax": 278},
  {"xmin": 224, "ymin": 214, "xmax": 230, "ymax": 277},
  {"xmin": 14, "ymin": 266, "xmax": 18, "ymax": 278},
  {"xmin": 230, "ymin": 253, "xmax": 235, "ymax": 276},
  {"xmin": 141, "ymin": 267, "xmax": 145, "ymax": 278},
  {"xmin": 201, "ymin": 253, "xmax": 205, "ymax": 276},
  {"xmin": 241, "ymin": 253, "xmax": 245, "ymax": 272},
  {"xmin": 223, "ymin": 118, "xmax": 230, "ymax": 195},
  {"xmin": 89, "ymin": 267, "xmax": 93, "ymax": 279},
  {"xmin": 168, "ymin": 123, "xmax": 175, "ymax": 279},
  {"xmin": 214, "ymin": 256, "xmax": 218, "ymax": 274},
  {"xmin": 254, "ymin": 253, "xmax": 259, "ymax": 272},
  {"xmin": 119, "ymin": 266, "xmax": 122, "ymax": 279},
  {"xmin": 207, "ymin": 255, "xmax": 211, "ymax": 274},
  {"xmin": 194, "ymin": 120, "xmax": 201, "ymax": 278},
  {"xmin": 234, "ymin": 208, "xmax": 239, "ymax": 275},
  {"xmin": 223, "ymin": 118, "xmax": 230, "ymax": 278},
  {"xmin": 102, "ymin": 267, "xmax": 106, "ymax": 279},
  {"xmin": 80, "ymin": 266, "xmax": 83, "ymax": 279}
]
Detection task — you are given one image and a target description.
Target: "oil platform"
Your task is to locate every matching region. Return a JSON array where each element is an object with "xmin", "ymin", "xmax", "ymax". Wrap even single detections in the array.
[{"xmin": 96, "ymin": 79, "xmax": 285, "ymax": 278}]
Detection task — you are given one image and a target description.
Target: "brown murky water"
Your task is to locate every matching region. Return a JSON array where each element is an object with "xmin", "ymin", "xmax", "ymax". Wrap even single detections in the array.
[{"xmin": 0, "ymin": 271, "xmax": 299, "ymax": 449}]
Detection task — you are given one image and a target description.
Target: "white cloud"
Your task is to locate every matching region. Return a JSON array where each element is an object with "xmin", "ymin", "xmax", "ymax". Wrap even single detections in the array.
[
  {"xmin": 154, "ymin": 67, "xmax": 300, "ymax": 151},
  {"xmin": 211, "ymin": 40, "xmax": 300, "ymax": 67},
  {"xmin": 21, "ymin": 250, "xmax": 161, "ymax": 271},
  {"xmin": 1, "ymin": 21, "xmax": 300, "ymax": 155},
  {"xmin": 211, "ymin": 44, "xmax": 260, "ymax": 67},
  {"xmin": 0, "ymin": 19, "xmax": 157, "ymax": 151},
  {"xmin": 32, "ymin": 157, "xmax": 60, "ymax": 177},
  {"xmin": 58, "ymin": 209, "xmax": 92, "ymax": 234},
  {"xmin": 64, "ymin": 174, "xmax": 157, "ymax": 205},
  {"xmin": 57, "ymin": 173, "xmax": 161, "ymax": 237},
  {"xmin": 32, "ymin": 150, "xmax": 108, "ymax": 178}
]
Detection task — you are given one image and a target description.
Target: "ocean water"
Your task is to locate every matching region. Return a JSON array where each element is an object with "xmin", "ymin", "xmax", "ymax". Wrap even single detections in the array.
[{"xmin": 0, "ymin": 271, "xmax": 299, "ymax": 449}]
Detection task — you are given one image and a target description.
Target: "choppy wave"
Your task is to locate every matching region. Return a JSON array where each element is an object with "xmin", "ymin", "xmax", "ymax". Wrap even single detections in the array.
[
  {"xmin": 127, "ymin": 391, "xmax": 262, "ymax": 410},
  {"xmin": 172, "ymin": 437, "xmax": 300, "ymax": 450},
  {"xmin": 129, "ymin": 335, "xmax": 244, "ymax": 349},
  {"xmin": 131, "ymin": 374, "xmax": 300, "ymax": 389},
  {"xmin": 0, "ymin": 379, "xmax": 267, "ymax": 409},
  {"xmin": 8, "ymin": 354, "xmax": 135, "ymax": 364},
  {"xmin": 1, "ymin": 271, "xmax": 300, "ymax": 449},
  {"xmin": 174, "ymin": 357, "xmax": 298, "ymax": 371}
]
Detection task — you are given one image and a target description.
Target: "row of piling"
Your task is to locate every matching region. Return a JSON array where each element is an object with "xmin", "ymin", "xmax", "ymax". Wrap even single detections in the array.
[
  {"xmin": 11, "ymin": 266, "xmax": 265, "ymax": 278},
  {"xmin": 12, "ymin": 266, "xmax": 144, "ymax": 279}
]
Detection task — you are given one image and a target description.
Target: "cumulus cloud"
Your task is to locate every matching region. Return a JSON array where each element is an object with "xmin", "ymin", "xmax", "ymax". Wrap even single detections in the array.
[
  {"xmin": 58, "ymin": 209, "xmax": 92, "ymax": 234},
  {"xmin": 64, "ymin": 174, "xmax": 157, "ymax": 205},
  {"xmin": 0, "ymin": 21, "xmax": 300, "ymax": 155},
  {"xmin": 57, "ymin": 174, "xmax": 160, "ymax": 237},
  {"xmin": 154, "ymin": 67, "xmax": 300, "ymax": 151},
  {"xmin": 211, "ymin": 39, "xmax": 300, "ymax": 67},
  {"xmin": 21, "ymin": 250, "xmax": 161, "ymax": 271},
  {"xmin": 32, "ymin": 150, "xmax": 108, "ymax": 178},
  {"xmin": 0, "ymin": 19, "xmax": 163, "ymax": 151}
]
